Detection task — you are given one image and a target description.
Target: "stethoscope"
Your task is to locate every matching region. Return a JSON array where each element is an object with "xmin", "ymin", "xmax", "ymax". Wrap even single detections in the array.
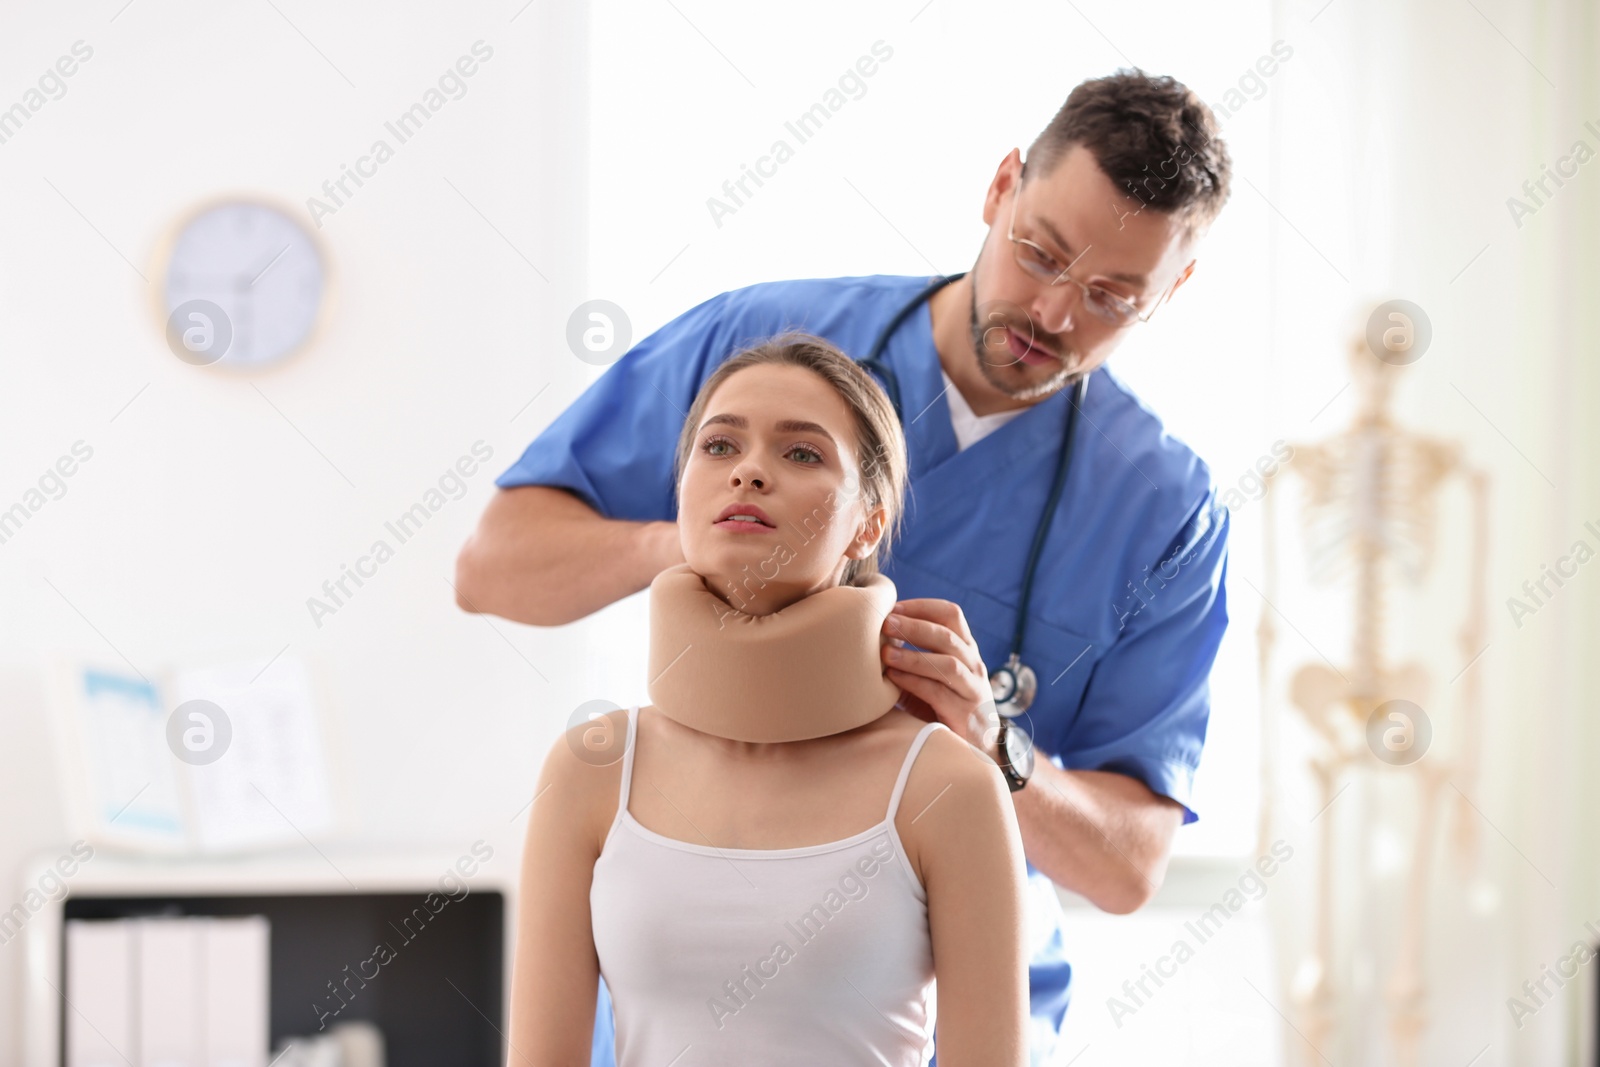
[{"xmin": 857, "ymin": 272, "xmax": 1089, "ymax": 722}]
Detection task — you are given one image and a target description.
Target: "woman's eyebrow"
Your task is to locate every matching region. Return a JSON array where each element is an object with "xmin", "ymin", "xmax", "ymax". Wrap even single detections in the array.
[{"xmin": 699, "ymin": 413, "xmax": 837, "ymax": 446}]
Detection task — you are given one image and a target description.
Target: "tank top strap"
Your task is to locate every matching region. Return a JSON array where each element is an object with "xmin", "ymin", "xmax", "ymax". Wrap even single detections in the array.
[
  {"xmin": 616, "ymin": 704, "xmax": 640, "ymax": 813},
  {"xmin": 884, "ymin": 720, "xmax": 945, "ymax": 823}
]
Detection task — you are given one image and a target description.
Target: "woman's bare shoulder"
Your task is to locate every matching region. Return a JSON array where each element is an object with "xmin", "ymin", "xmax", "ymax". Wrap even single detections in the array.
[
  {"xmin": 893, "ymin": 719, "xmax": 1015, "ymax": 882},
  {"xmin": 538, "ymin": 706, "xmax": 632, "ymax": 854},
  {"xmin": 902, "ymin": 724, "xmax": 1011, "ymax": 813}
]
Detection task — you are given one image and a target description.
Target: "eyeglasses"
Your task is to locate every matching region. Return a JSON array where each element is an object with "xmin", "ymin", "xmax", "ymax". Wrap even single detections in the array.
[{"xmin": 1005, "ymin": 174, "xmax": 1172, "ymax": 328}]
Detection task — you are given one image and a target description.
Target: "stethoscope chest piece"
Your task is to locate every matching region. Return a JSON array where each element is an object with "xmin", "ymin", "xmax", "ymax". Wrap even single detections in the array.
[{"xmin": 988, "ymin": 652, "xmax": 1037, "ymax": 717}]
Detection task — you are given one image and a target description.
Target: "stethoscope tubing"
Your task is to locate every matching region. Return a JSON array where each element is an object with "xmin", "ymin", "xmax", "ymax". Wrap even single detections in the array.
[{"xmin": 856, "ymin": 272, "xmax": 1088, "ymax": 665}]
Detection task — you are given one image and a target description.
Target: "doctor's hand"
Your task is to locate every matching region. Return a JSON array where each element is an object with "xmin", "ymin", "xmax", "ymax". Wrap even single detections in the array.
[{"xmin": 882, "ymin": 599, "xmax": 1001, "ymax": 762}]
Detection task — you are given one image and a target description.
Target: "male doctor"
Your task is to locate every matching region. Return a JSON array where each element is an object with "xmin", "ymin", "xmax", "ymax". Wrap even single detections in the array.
[{"xmin": 456, "ymin": 69, "xmax": 1233, "ymax": 1066}]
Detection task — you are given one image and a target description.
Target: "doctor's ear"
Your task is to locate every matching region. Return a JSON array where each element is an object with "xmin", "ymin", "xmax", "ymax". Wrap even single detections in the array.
[
  {"xmin": 1169, "ymin": 258, "xmax": 1198, "ymax": 297},
  {"xmin": 980, "ymin": 148, "xmax": 1027, "ymax": 229}
]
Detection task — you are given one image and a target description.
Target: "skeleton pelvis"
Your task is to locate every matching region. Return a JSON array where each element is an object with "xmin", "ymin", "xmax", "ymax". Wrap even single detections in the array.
[{"xmin": 1289, "ymin": 661, "xmax": 1430, "ymax": 749}]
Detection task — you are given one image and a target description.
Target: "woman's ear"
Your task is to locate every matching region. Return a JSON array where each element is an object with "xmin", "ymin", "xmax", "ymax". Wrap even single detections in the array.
[{"xmin": 847, "ymin": 504, "xmax": 889, "ymax": 560}]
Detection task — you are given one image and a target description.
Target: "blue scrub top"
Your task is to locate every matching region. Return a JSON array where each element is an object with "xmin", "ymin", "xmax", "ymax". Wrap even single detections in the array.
[{"xmin": 498, "ymin": 274, "xmax": 1230, "ymax": 1067}]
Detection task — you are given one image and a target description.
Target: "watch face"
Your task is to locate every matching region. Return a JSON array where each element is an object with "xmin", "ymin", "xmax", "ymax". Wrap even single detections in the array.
[{"xmin": 1003, "ymin": 721, "xmax": 1035, "ymax": 778}]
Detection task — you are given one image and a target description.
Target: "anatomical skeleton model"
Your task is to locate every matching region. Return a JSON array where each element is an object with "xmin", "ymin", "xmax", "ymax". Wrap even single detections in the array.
[{"xmin": 1257, "ymin": 326, "xmax": 1489, "ymax": 1067}]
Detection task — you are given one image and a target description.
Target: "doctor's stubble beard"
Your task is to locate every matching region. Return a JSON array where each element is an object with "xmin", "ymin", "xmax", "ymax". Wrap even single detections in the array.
[{"xmin": 967, "ymin": 262, "xmax": 1082, "ymax": 403}]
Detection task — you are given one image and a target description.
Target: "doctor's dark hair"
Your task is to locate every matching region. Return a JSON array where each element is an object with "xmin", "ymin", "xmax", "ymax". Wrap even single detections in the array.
[
  {"xmin": 1027, "ymin": 68, "xmax": 1231, "ymax": 236},
  {"xmin": 672, "ymin": 332, "xmax": 908, "ymax": 589}
]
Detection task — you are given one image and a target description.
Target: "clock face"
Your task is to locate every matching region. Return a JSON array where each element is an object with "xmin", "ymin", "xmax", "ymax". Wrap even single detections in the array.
[{"xmin": 161, "ymin": 201, "xmax": 326, "ymax": 368}]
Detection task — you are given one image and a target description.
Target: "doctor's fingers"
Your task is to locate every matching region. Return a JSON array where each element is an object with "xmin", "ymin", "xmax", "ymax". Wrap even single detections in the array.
[
  {"xmin": 889, "ymin": 597, "xmax": 978, "ymax": 646},
  {"xmin": 885, "ymin": 607, "xmax": 981, "ymax": 672},
  {"xmin": 884, "ymin": 640, "xmax": 984, "ymax": 697}
]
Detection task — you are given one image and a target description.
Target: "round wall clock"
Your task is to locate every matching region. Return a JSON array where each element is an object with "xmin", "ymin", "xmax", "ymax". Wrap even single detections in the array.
[{"xmin": 154, "ymin": 198, "xmax": 329, "ymax": 370}]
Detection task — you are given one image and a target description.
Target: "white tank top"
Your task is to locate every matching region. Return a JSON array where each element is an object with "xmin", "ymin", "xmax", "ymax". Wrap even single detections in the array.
[{"xmin": 591, "ymin": 704, "xmax": 945, "ymax": 1067}]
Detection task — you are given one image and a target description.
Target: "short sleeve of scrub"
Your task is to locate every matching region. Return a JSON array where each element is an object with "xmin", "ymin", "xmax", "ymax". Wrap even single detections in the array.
[
  {"xmin": 494, "ymin": 290, "xmax": 740, "ymax": 522},
  {"xmin": 1061, "ymin": 490, "xmax": 1230, "ymax": 824}
]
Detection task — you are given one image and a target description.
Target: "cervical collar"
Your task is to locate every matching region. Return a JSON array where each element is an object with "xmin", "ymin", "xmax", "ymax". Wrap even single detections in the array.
[{"xmin": 646, "ymin": 562, "xmax": 902, "ymax": 742}]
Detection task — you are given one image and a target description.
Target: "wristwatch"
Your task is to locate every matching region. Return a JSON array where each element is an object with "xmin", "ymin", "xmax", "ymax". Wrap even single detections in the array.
[{"xmin": 996, "ymin": 716, "xmax": 1034, "ymax": 792}]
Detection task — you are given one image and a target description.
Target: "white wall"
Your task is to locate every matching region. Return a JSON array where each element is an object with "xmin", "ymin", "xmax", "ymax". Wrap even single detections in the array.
[{"xmin": 0, "ymin": 2, "xmax": 587, "ymax": 1058}]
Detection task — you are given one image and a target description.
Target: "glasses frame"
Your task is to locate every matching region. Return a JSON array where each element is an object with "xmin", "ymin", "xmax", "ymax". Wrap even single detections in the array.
[{"xmin": 1005, "ymin": 171, "xmax": 1176, "ymax": 328}]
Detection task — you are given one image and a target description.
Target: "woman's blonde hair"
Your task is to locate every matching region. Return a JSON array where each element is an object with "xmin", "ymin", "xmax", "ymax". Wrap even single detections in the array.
[{"xmin": 672, "ymin": 331, "xmax": 908, "ymax": 587}]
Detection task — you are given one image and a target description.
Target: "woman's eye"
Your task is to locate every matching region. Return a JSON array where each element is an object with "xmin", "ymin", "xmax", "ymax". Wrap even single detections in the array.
[{"xmin": 702, "ymin": 435, "xmax": 819, "ymax": 462}]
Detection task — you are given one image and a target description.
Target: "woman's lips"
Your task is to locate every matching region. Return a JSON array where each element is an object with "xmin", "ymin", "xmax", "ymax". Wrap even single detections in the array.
[
  {"xmin": 1005, "ymin": 326, "xmax": 1058, "ymax": 365},
  {"xmin": 713, "ymin": 518, "xmax": 776, "ymax": 533}
]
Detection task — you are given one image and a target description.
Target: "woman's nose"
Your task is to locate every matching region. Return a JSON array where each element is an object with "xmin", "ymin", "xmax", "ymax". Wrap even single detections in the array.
[{"xmin": 730, "ymin": 461, "xmax": 766, "ymax": 488}]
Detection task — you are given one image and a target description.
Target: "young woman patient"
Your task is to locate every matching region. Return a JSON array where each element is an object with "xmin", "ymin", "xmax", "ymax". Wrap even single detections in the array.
[{"xmin": 508, "ymin": 333, "xmax": 1029, "ymax": 1067}]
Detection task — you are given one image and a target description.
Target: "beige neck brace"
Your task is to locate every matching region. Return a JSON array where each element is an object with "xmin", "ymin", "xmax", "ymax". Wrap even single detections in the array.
[{"xmin": 646, "ymin": 562, "xmax": 901, "ymax": 742}]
